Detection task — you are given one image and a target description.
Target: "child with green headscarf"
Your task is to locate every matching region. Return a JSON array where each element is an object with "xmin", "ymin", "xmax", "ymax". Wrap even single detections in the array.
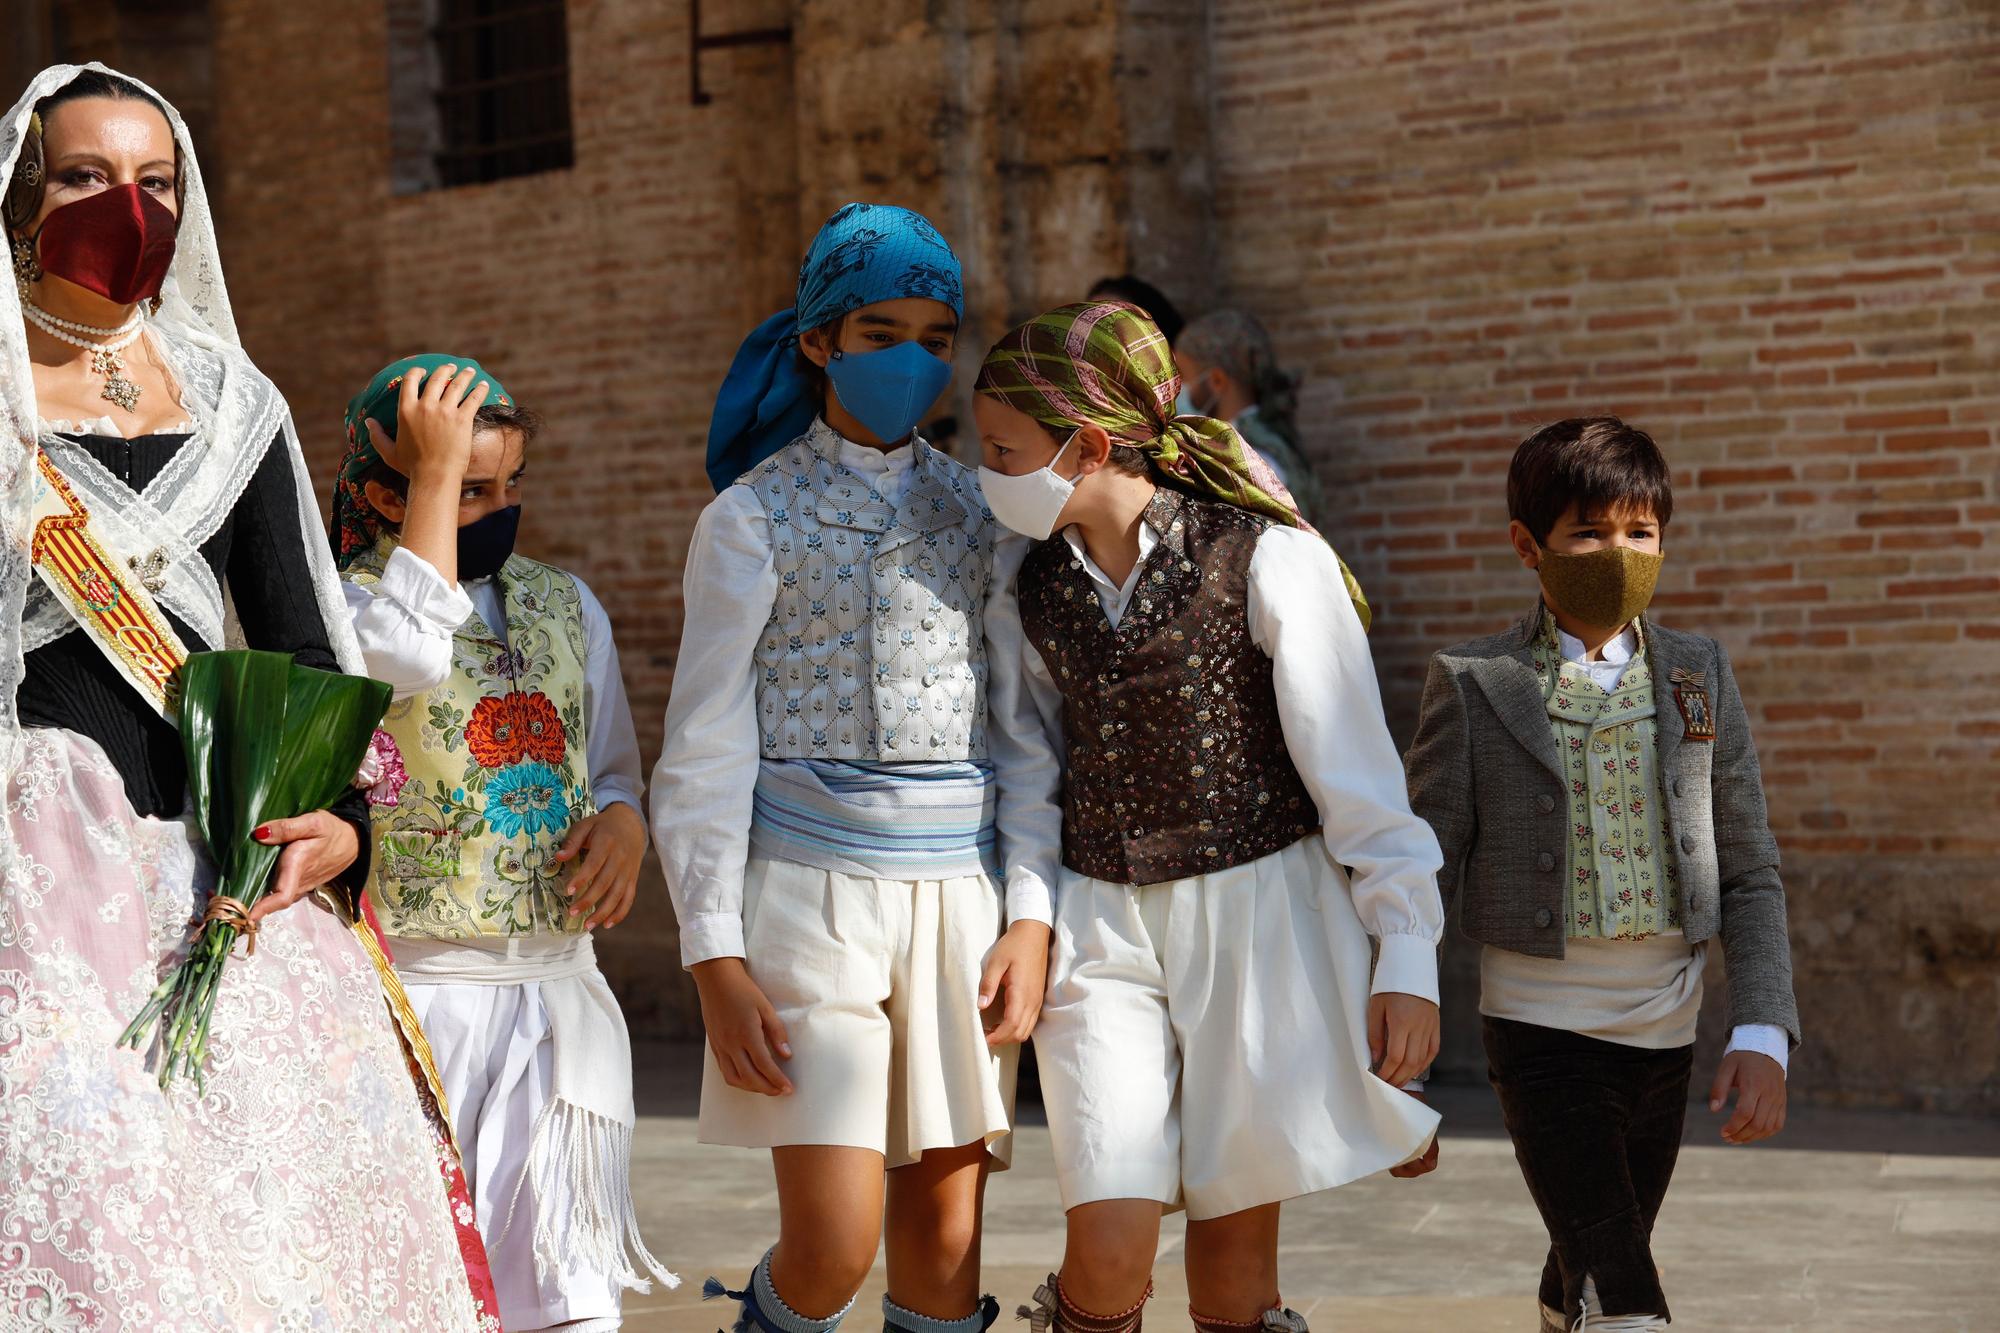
[
  {"xmin": 974, "ymin": 302, "xmax": 1444, "ymax": 1333},
  {"xmin": 332, "ymin": 354, "xmax": 678, "ymax": 1330}
]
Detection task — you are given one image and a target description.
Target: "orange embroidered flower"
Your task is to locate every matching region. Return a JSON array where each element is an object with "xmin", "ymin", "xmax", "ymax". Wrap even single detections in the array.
[{"xmin": 465, "ymin": 692, "xmax": 567, "ymax": 769}]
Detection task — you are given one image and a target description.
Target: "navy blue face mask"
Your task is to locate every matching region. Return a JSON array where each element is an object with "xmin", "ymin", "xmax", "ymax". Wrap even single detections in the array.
[
  {"xmin": 457, "ymin": 504, "xmax": 521, "ymax": 582},
  {"xmin": 824, "ymin": 339, "xmax": 955, "ymax": 445}
]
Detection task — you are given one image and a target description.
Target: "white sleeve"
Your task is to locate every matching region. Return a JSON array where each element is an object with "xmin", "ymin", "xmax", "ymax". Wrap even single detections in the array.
[
  {"xmin": 1248, "ymin": 525, "xmax": 1447, "ymax": 1004},
  {"xmin": 648, "ymin": 488, "xmax": 777, "ymax": 968},
  {"xmin": 570, "ymin": 575, "xmax": 643, "ymax": 816},
  {"xmin": 981, "ymin": 533, "xmax": 1064, "ymax": 928},
  {"xmin": 1724, "ymin": 1023, "xmax": 1791, "ymax": 1077},
  {"xmin": 343, "ymin": 546, "xmax": 475, "ymax": 701}
]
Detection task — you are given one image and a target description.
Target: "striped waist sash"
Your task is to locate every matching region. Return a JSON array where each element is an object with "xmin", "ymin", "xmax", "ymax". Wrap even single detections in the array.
[{"xmin": 749, "ymin": 759, "xmax": 998, "ymax": 881}]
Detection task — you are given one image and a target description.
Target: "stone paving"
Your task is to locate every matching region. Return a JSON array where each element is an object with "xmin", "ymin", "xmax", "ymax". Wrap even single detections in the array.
[{"xmin": 616, "ymin": 1043, "xmax": 1999, "ymax": 1331}]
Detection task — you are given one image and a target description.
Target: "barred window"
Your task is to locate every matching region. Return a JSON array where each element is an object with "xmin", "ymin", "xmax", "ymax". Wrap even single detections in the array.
[{"xmin": 390, "ymin": 0, "xmax": 574, "ymax": 193}]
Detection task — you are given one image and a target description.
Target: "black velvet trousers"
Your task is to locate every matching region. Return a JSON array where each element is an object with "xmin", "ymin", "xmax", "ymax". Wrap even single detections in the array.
[{"xmin": 1483, "ymin": 1015, "xmax": 1694, "ymax": 1320}]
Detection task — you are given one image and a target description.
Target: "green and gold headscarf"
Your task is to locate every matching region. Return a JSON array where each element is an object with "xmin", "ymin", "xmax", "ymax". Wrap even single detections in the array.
[
  {"xmin": 330, "ymin": 353, "xmax": 512, "ymax": 570},
  {"xmin": 975, "ymin": 301, "xmax": 1369, "ymax": 629}
]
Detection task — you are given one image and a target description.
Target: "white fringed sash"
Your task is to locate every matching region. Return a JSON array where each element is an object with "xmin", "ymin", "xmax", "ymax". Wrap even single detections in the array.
[{"xmin": 392, "ymin": 933, "xmax": 679, "ymax": 1293}]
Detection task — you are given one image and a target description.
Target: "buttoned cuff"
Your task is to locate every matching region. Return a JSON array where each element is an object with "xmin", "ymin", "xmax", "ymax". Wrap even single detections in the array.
[
  {"xmin": 1371, "ymin": 932, "xmax": 1440, "ymax": 1005},
  {"xmin": 1004, "ymin": 869, "xmax": 1055, "ymax": 929},
  {"xmin": 1724, "ymin": 1023, "xmax": 1790, "ymax": 1077},
  {"xmin": 678, "ymin": 912, "xmax": 747, "ymax": 969},
  {"xmin": 593, "ymin": 784, "xmax": 644, "ymax": 817},
  {"xmin": 378, "ymin": 545, "xmax": 475, "ymax": 630}
]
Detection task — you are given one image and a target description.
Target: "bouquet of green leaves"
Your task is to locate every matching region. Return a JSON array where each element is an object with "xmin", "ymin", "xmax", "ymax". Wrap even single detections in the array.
[{"xmin": 120, "ymin": 650, "xmax": 392, "ymax": 1089}]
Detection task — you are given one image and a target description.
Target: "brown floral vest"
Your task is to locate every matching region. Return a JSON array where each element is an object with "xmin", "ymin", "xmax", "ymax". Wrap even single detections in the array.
[{"xmin": 1017, "ymin": 489, "xmax": 1320, "ymax": 886}]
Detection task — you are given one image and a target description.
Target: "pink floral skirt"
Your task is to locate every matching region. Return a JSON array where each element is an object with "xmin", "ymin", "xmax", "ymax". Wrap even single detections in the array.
[{"xmin": 0, "ymin": 728, "xmax": 491, "ymax": 1331}]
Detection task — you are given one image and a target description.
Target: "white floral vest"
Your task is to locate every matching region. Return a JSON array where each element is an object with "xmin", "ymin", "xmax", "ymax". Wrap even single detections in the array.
[
  {"xmin": 738, "ymin": 424, "xmax": 995, "ymax": 761},
  {"xmin": 347, "ymin": 538, "xmax": 596, "ymax": 940}
]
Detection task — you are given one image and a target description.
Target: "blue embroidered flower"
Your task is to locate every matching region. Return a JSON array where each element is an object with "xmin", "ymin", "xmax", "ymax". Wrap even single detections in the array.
[{"xmin": 484, "ymin": 762, "xmax": 570, "ymax": 839}]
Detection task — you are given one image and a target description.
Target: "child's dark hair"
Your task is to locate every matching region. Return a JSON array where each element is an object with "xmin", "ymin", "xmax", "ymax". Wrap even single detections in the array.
[
  {"xmin": 1087, "ymin": 274, "xmax": 1185, "ymax": 344},
  {"xmin": 1507, "ymin": 416, "xmax": 1674, "ymax": 544},
  {"xmin": 359, "ymin": 401, "xmax": 543, "ymax": 500},
  {"xmin": 1024, "ymin": 417, "xmax": 1155, "ymax": 481}
]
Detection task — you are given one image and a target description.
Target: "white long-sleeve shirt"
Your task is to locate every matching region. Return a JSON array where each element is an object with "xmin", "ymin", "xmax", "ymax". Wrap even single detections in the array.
[
  {"xmin": 1005, "ymin": 515, "xmax": 1448, "ymax": 1004},
  {"xmin": 342, "ymin": 545, "xmax": 644, "ymax": 814},
  {"xmin": 650, "ymin": 437, "xmax": 1064, "ymax": 968}
]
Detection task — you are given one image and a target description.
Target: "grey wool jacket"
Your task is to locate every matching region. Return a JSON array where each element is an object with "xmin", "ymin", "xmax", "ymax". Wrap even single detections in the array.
[{"xmin": 1405, "ymin": 604, "xmax": 1801, "ymax": 1046}]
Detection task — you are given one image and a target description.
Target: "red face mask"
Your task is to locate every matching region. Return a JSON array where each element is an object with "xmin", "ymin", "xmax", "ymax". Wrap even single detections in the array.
[{"xmin": 34, "ymin": 183, "xmax": 179, "ymax": 306}]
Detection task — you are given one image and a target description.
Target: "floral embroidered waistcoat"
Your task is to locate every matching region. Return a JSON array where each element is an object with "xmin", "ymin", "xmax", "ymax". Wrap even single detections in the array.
[
  {"xmin": 739, "ymin": 424, "xmax": 994, "ymax": 762},
  {"xmin": 1017, "ymin": 489, "xmax": 1321, "ymax": 887},
  {"xmin": 1531, "ymin": 611, "xmax": 1682, "ymax": 940},
  {"xmin": 347, "ymin": 538, "xmax": 596, "ymax": 940}
]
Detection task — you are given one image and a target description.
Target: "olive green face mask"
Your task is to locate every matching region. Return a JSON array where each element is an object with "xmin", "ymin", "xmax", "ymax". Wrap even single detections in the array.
[{"xmin": 1535, "ymin": 544, "xmax": 1665, "ymax": 630}]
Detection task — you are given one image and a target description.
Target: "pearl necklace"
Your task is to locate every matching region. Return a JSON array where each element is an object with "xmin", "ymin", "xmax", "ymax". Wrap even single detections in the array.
[
  {"xmin": 23, "ymin": 301, "xmax": 147, "ymax": 411},
  {"xmin": 24, "ymin": 300, "xmax": 145, "ymax": 339}
]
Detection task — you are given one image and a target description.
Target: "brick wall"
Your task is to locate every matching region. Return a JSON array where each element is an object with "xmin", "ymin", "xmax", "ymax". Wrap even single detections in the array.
[
  {"xmin": 210, "ymin": 0, "xmax": 800, "ymax": 1030},
  {"xmin": 1207, "ymin": 0, "xmax": 2000, "ymax": 1110}
]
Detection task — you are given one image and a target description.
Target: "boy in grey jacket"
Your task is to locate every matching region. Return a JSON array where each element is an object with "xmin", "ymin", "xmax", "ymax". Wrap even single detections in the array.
[{"xmin": 1406, "ymin": 417, "xmax": 1799, "ymax": 1332}]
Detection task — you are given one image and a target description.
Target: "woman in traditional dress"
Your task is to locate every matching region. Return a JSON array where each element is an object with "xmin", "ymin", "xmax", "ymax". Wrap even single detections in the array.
[{"xmin": 0, "ymin": 63, "xmax": 494, "ymax": 1330}]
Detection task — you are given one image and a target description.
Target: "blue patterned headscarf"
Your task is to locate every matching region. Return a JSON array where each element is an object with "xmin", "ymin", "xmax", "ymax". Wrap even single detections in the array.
[{"xmin": 706, "ymin": 202, "xmax": 965, "ymax": 491}]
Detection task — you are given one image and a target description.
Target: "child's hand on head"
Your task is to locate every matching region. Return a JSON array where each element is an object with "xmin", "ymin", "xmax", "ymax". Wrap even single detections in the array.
[
  {"xmin": 1710, "ymin": 1050, "xmax": 1787, "ymax": 1145},
  {"xmin": 367, "ymin": 362, "xmax": 487, "ymax": 482},
  {"xmin": 555, "ymin": 802, "xmax": 646, "ymax": 931},
  {"xmin": 690, "ymin": 957, "xmax": 793, "ymax": 1097}
]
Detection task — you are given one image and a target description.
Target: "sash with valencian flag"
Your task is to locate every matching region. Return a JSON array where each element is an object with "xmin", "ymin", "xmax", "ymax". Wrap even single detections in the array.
[{"xmin": 28, "ymin": 446, "xmax": 188, "ymax": 715}]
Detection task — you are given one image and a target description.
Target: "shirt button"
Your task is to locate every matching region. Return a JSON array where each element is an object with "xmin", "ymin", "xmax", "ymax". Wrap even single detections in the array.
[
  {"xmin": 921, "ymin": 617, "xmax": 937, "ymax": 630},
  {"xmin": 1537, "ymin": 851, "xmax": 1556, "ymax": 873},
  {"xmin": 1127, "ymin": 827, "xmax": 1145, "ymax": 839},
  {"xmin": 1537, "ymin": 794, "xmax": 1556, "ymax": 815},
  {"xmin": 1535, "ymin": 907, "xmax": 1554, "ymax": 928},
  {"xmin": 1680, "ymin": 834, "xmax": 1696, "ymax": 854},
  {"xmin": 1672, "ymin": 776, "xmax": 1686, "ymax": 799}
]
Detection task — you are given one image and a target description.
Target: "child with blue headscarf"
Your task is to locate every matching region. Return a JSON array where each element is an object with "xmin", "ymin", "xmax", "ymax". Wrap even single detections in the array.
[{"xmin": 651, "ymin": 203, "xmax": 1062, "ymax": 1333}]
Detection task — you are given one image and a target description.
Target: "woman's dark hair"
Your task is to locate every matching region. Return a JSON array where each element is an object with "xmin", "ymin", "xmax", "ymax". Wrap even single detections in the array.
[
  {"xmin": 4, "ymin": 70, "xmax": 184, "ymax": 239},
  {"xmin": 358, "ymin": 402, "xmax": 545, "ymax": 502},
  {"xmin": 1507, "ymin": 416, "xmax": 1675, "ymax": 544},
  {"xmin": 1177, "ymin": 309, "xmax": 1302, "ymax": 449},
  {"xmin": 1086, "ymin": 274, "xmax": 1185, "ymax": 344}
]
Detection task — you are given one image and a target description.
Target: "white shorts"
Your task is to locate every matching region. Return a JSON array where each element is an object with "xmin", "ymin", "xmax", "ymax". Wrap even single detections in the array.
[
  {"xmin": 697, "ymin": 856, "xmax": 1018, "ymax": 1168},
  {"xmin": 1034, "ymin": 835, "xmax": 1439, "ymax": 1220},
  {"xmin": 406, "ymin": 977, "xmax": 622, "ymax": 1333}
]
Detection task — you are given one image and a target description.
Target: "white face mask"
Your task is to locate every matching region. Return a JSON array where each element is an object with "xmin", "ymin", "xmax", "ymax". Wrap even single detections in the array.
[{"xmin": 978, "ymin": 430, "xmax": 1079, "ymax": 541}]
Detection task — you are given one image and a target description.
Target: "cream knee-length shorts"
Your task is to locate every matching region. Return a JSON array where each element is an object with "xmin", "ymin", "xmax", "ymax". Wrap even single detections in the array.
[
  {"xmin": 1033, "ymin": 835, "xmax": 1440, "ymax": 1220},
  {"xmin": 697, "ymin": 856, "xmax": 1018, "ymax": 1168}
]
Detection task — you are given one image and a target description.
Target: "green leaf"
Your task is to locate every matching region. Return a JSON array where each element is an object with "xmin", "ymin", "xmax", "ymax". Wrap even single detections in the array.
[{"xmin": 125, "ymin": 651, "xmax": 394, "ymax": 1086}]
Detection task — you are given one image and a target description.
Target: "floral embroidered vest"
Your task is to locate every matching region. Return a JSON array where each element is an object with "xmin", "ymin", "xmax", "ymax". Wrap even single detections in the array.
[
  {"xmin": 346, "ymin": 538, "xmax": 596, "ymax": 940},
  {"xmin": 1530, "ymin": 611, "xmax": 1682, "ymax": 940},
  {"xmin": 1016, "ymin": 489, "xmax": 1320, "ymax": 886},
  {"xmin": 739, "ymin": 421, "xmax": 994, "ymax": 762}
]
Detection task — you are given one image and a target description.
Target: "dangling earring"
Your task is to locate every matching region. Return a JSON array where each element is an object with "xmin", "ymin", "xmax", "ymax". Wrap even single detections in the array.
[
  {"xmin": 148, "ymin": 294, "xmax": 163, "ymax": 316},
  {"xmin": 10, "ymin": 233, "xmax": 40, "ymax": 297}
]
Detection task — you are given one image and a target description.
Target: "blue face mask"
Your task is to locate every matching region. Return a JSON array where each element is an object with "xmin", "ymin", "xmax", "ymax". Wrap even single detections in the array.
[{"xmin": 824, "ymin": 339, "xmax": 955, "ymax": 445}]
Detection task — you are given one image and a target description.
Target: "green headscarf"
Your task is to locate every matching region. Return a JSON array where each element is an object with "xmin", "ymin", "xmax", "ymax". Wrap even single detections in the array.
[
  {"xmin": 975, "ymin": 301, "xmax": 1369, "ymax": 629},
  {"xmin": 331, "ymin": 354, "xmax": 512, "ymax": 569}
]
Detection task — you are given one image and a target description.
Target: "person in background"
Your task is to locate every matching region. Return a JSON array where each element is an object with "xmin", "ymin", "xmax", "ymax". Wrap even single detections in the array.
[
  {"xmin": 1174, "ymin": 309, "xmax": 1328, "ymax": 530},
  {"xmin": 1086, "ymin": 273, "xmax": 1185, "ymax": 345}
]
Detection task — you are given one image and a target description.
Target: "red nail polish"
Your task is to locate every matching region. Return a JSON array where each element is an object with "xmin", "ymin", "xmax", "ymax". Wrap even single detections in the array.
[{"xmin": 252, "ymin": 825, "xmax": 271, "ymax": 841}]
